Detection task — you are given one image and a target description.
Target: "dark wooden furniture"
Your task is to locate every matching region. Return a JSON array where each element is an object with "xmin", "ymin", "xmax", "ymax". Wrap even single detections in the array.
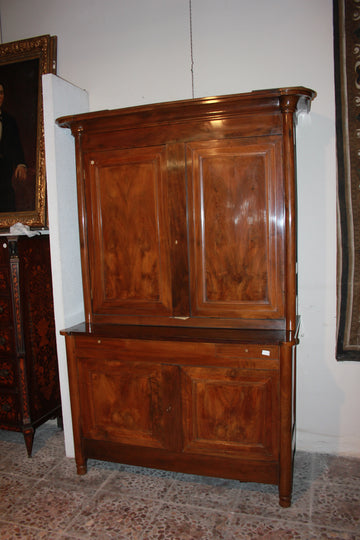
[
  {"xmin": 0, "ymin": 235, "xmax": 61, "ymax": 455},
  {"xmin": 58, "ymin": 87, "xmax": 315, "ymax": 507}
]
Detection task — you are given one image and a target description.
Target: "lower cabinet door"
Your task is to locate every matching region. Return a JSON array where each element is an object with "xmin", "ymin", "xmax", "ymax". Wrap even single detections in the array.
[
  {"xmin": 181, "ymin": 365, "xmax": 280, "ymax": 460},
  {"xmin": 77, "ymin": 357, "xmax": 182, "ymax": 451}
]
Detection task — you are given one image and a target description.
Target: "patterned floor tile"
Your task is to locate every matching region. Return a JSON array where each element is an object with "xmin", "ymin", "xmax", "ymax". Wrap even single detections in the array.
[
  {"xmin": 0, "ymin": 520, "xmax": 61, "ymax": 539},
  {"xmin": 142, "ymin": 502, "xmax": 231, "ymax": 539},
  {"xmin": 0, "ymin": 473, "xmax": 39, "ymax": 520},
  {"xmin": 45, "ymin": 455, "xmax": 115, "ymax": 491},
  {"xmin": 312, "ymin": 452, "xmax": 360, "ymax": 487},
  {"xmin": 10, "ymin": 482, "xmax": 89, "ymax": 534},
  {"xmin": 233, "ymin": 478, "xmax": 312, "ymax": 523},
  {"xmin": 103, "ymin": 468, "xmax": 174, "ymax": 500},
  {"xmin": 0, "ymin": 422, "xmax": 359, "ymax": 540},
  {"xmin": 64, "ymin": 491, "xmax": 161, "ymax": 539},
  {"xmin": 311, "ymin": 480, "xmax": 360, "ymax": 533},
  {"xmin": 166, "ymin": 474, "xmax": 241, "ymax": 511},
  {"xmin": 225, "ymin": 514, "xmax": 358, "ymax": 539}
]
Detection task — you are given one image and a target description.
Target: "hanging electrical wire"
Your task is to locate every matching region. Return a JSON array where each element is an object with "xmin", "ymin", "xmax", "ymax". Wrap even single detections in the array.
[{"xmin": 189, "ymin": 0, "xmax": 194, "ymax": 98}]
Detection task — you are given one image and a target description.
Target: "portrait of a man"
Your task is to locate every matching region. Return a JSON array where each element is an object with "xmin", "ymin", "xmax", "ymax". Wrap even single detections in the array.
[
  {"xmin": 0, "ymin": 35, "xmax": 57, "ymax": 229},
  {"xmin": 0, "ymin": 58, "xmax": 39, "ymax": 214}
]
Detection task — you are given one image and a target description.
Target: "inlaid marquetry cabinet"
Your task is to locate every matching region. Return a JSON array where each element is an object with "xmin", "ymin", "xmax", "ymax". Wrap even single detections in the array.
[
  {"xmin": 0, "ymin": 235, "xmax": 61, "ymax": 455},
  {"xmin": 58, "ymin": 87, "xmax": 315, "ymax": 507}
]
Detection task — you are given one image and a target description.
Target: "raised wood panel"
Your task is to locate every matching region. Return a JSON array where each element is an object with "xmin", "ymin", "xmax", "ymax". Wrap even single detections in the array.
[
  {"xmin": 187, "ymin": 137, "xmax": 284, "ymax": 319},
  {"xmin": 78, "ymin": 357, "xmax": 181, "ymax": 451},
  {"xmin": 86, "ymin": 146, "xmax": 173, "ymax": 317},
  {"xmin": 181, "ymin": 365, "xmax": 279, "ymax": 459}
]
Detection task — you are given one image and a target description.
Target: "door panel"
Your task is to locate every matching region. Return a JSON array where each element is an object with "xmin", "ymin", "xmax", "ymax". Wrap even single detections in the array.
[
  {"xmin": 187, "ymin": 137, "xmax": 284, "ymax": 319},
  {"xmin": 78, "ymin": 357, "xmax": 181, "ymax": 450},
  {"xmin": 86, "ymin": 146, "xmax": 173, "ymax": 316},
  {"xmin": 181, "ymin": 365, "xmax": 279, "ymax": 460}
]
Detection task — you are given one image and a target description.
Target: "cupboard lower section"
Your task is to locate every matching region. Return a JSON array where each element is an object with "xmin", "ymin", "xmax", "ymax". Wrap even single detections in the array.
[{"xmin": 63, "ymin": 326, "xmax": 297, "ymax": 507}]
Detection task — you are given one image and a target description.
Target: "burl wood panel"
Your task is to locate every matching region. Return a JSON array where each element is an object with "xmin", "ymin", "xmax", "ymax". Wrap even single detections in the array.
[
  {"xmin": 181, "ymin": 365, "xmax": 279, "ymax": 459},
  {"xmin": 188, "ymin": 137, "xmax": 284, "ymax": 319},
  {"xmin": 78, "ymin": 357, "xmax": 181, "ymax": 450},
  {"xmin": 87, "ymin": 146, "xmax": 172, "ymax": 316}
]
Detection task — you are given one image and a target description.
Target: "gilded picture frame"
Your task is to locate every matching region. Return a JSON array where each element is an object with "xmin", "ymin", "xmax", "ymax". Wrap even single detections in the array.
[{"xmin": 0, "ymin": 35, "xmax": 57, "ymax": 230}]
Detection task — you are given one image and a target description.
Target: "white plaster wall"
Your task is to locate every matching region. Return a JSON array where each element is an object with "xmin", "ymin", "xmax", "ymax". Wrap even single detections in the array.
[
  {"xmin": 1, "ymin": 0, "xmax": 359, "ymax": 457},
  {"xmin": 42, "ymin": 74, "xmax": 88, "ymax": 456}
]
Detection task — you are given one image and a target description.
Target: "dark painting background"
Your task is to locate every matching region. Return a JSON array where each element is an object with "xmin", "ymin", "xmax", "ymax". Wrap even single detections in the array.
[{"xmin": 0, "ymin": 58, "xmax": 39, "ymax": 212}]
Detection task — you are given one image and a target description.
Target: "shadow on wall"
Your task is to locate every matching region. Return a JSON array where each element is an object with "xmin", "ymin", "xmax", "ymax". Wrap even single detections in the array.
[{"xmin": 296, "ymin": 110, "xmax": 345, "ymax": 454}]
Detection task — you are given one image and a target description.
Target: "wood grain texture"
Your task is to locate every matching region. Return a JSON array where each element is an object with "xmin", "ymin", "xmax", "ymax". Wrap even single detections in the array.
[
  {"xmin": 88, "ymin": 146, "xmax": 172, "ymax": 316},
  {"xmin": 59, "ymin": 87, "xmax": 315, "ymax": 506},
  {"xmin": 187, "ymin": 137, "xmax": 284, "ymax": 319}
]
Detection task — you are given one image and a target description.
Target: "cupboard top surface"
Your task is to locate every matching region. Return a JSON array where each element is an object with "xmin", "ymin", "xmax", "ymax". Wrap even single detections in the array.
[
  {"xmin": 61, "ymin": 321, "xmax": 300, "ymax": 345},
  {"xmin": 57, "ymin": 86, "xmax": 316, "ymax": 133}
]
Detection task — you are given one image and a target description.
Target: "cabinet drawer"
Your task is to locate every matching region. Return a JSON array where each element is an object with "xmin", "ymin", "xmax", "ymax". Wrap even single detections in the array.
[
  {"xmin": 0, "ymin": 298, "xmax": 11, "ymax": 324},
  {"xmin": 0, "ymin": 358, "xmax": 16, "ymax": 387},
  {"xmin": 0, "ymin": 391, "xmax": 19, "ymax": 424},
  {"xmin": 74, "ymin": 336, "xmax": 279, "ymax": 370},
  {"xmin": 0, "ymin": 327, "xmax": 15, "ymax": 355}
]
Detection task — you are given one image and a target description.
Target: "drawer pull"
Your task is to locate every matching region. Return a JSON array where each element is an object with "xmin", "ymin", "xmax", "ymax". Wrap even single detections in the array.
[{"xmin": 0, "ymin": 369, "xmax": 9, "ymax": 378}]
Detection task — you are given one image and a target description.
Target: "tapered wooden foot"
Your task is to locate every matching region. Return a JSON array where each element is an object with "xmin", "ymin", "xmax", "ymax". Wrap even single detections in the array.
[
  {"xmin": 279, "ymin": 496, "xmax": 291, "ymax": 508},
  {"xmin": 76, "ymin": 459, "xmax": 87, "ymax": 475},
  {"xmin": 23, "ymin": 428, "xmax": 34, "ymax": 457}
]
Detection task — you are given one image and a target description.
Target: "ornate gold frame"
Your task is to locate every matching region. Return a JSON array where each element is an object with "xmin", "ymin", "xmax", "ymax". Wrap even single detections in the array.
[{"xmin": 0, "ymin": 35, "xmax": 57, "ymax": 230}]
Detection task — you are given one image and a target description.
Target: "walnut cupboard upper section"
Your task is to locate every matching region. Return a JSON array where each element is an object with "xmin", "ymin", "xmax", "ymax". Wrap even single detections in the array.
[{"xmin": 57, "ymin": 87, "xmax": 316, "ymax": 332}]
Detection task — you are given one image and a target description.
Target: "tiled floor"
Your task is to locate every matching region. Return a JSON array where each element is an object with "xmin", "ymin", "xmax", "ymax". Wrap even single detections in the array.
[{"xmin": 0, "ymin": 422, "xmax": 359, "ymax": 539}]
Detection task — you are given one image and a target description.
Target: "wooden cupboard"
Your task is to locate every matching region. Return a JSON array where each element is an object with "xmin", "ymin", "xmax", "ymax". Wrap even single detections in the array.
[
  {"xmin": 58, "ymin": 87, "xmax": 315, "ymax": 506},
  {"xmin": 0, "ymin": 235, "xmax": 61, "ymax": 455}
]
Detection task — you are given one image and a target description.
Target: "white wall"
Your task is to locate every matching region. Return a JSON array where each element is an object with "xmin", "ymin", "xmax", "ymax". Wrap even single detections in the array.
[
  {"xmin": 1, "ymin": 0, "xmax": 359, "ymax": 457},
  {"xmin": 42, "ymin": 74, "xmax": 88, "ymax": 456}
]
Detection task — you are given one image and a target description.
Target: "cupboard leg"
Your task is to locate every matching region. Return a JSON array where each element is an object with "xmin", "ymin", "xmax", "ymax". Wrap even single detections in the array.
[
  {"xmin": 279, "ymin": 491, "xmax": 291, "ymax": 508},
  {"xmin": 76, "ymin": 458, "xmax": 87, "ymax": 475},
  {"xmin": 23, "ymin": 427, "xmax": 34, "ymax": 457},
  {"xmin": 279, "ymin": 341, "xmax": 295, "ymax": 508}
]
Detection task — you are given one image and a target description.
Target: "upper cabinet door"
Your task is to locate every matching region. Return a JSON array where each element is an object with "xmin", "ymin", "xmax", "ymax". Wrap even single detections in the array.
[
  {"xmin": 85, "ymin": 145, "xmax": 173, "ymax": 317},
  {"xmin": 187, "ymin": 137, "xmax": 285, "ymax": 320}
]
